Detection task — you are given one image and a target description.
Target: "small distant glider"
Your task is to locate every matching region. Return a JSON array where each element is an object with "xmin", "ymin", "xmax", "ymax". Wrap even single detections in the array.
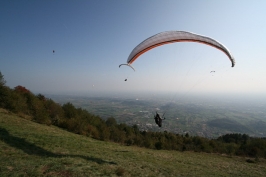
[{"xmin": 210, "ymin": 71, "xmax": 215, "ymax": 73}]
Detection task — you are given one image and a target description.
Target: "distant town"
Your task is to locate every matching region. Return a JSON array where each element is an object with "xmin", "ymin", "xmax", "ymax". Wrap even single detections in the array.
[{"xmin": 49, "ymin": 93, "xmax": 266, "ymax": 138}]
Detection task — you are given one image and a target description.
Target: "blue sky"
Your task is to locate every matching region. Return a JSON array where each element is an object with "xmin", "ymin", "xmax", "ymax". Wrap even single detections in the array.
[{"xmin": 1, "ymin": 0, "xmax": 266, "ymax": 98}]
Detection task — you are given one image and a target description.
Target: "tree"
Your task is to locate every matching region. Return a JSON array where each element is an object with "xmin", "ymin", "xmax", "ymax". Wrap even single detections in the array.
[
  {"xmin": 0, "ymin": 71, "xmax": 6, "ymax": 86},
  {"xmin": 0, "ymin": 71, "xmax": 8, "ymax": 108},
  {"xmin": 106, "ymin": 117, "xmax": 117, "ymax": 127},
  {"xmin": 14, "ymin": 85, "xmax": 31, "ymax": 94},
  {"xmin": 62, "ymin": 102, "xmax": 77, "ymax": 119},
  {"xmin": 155, "ymin": 141, "xmax": 163, "ymax": 150},
  {"xmin": 44, "ymin": 99, "xmax": 63, "ymax": 125}
]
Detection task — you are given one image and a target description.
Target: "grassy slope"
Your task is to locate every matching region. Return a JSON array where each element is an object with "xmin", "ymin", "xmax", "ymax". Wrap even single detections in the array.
[{"xmin": 0, "ymin": 108, "xmax": 265, "ymax": 177}]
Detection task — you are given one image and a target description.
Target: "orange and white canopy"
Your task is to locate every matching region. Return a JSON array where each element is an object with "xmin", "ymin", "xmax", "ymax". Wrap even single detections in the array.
[{"xmin": 119, "ymin": 31, "xmax": 235, "ymax": 71}]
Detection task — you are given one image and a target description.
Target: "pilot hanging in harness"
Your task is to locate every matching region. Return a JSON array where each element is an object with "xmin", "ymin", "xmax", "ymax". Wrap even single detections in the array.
[{"xmin": 154, "ymin": 112, "xmax": 165, "ymax": 127}]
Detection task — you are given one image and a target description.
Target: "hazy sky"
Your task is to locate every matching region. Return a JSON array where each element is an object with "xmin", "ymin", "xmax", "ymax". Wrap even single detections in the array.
[{"xmin": 1, "ymin": 1, "xmax": 266, "ymax": 97}]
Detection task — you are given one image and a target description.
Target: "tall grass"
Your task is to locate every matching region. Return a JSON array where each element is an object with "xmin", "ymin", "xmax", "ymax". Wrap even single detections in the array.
[{"xmin": 0, "ymin": 108, "xmax": 265, "ymax": 176}]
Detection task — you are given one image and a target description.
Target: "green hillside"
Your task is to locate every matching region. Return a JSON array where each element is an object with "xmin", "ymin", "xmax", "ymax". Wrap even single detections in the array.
[{"xmin": 1, "ymin": 108, "xmax": 265, "ymax": 177}]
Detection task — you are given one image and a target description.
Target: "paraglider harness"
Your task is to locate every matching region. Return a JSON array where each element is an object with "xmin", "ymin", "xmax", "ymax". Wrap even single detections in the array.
[{"xmin": 154, "ymin": 112, "xmax": 166, "ymax": 127}]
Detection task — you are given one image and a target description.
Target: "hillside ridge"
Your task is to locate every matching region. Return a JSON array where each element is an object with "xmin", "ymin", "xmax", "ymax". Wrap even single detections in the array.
[{"xmin": 1, "ymin": 108, "xmax": 266, "ymax": 176}]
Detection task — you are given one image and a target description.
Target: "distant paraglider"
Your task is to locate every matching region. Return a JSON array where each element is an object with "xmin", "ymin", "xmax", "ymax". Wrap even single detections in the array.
[
  {"xmin": 119, "ymin": 31, "xmax": 235, "ymax": 71},
  {"xmin": 154, "ymin": 112, "xmax": 166, "ymax": 127}
]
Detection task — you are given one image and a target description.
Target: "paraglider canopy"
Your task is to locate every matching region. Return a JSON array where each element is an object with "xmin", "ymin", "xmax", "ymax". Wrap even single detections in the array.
[
  {"xmin": 119, "ymin": 31, "xmax": 235, "ymax": 70},
  {"xmin": 119, "ymin": 64, "xmax": 135, "ymax": 71}
]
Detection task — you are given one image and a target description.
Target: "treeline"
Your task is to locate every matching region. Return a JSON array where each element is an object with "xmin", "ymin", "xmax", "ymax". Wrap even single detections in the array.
[{"xmin": 0, "ymin": 71, "xmax": 266, "ymax": 159}]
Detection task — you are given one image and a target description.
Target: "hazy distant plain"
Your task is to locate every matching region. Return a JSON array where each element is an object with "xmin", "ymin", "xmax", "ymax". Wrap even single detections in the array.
[{"xmin": 49, "ymin": 92, "xmax": 266, "ymax": 138}]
